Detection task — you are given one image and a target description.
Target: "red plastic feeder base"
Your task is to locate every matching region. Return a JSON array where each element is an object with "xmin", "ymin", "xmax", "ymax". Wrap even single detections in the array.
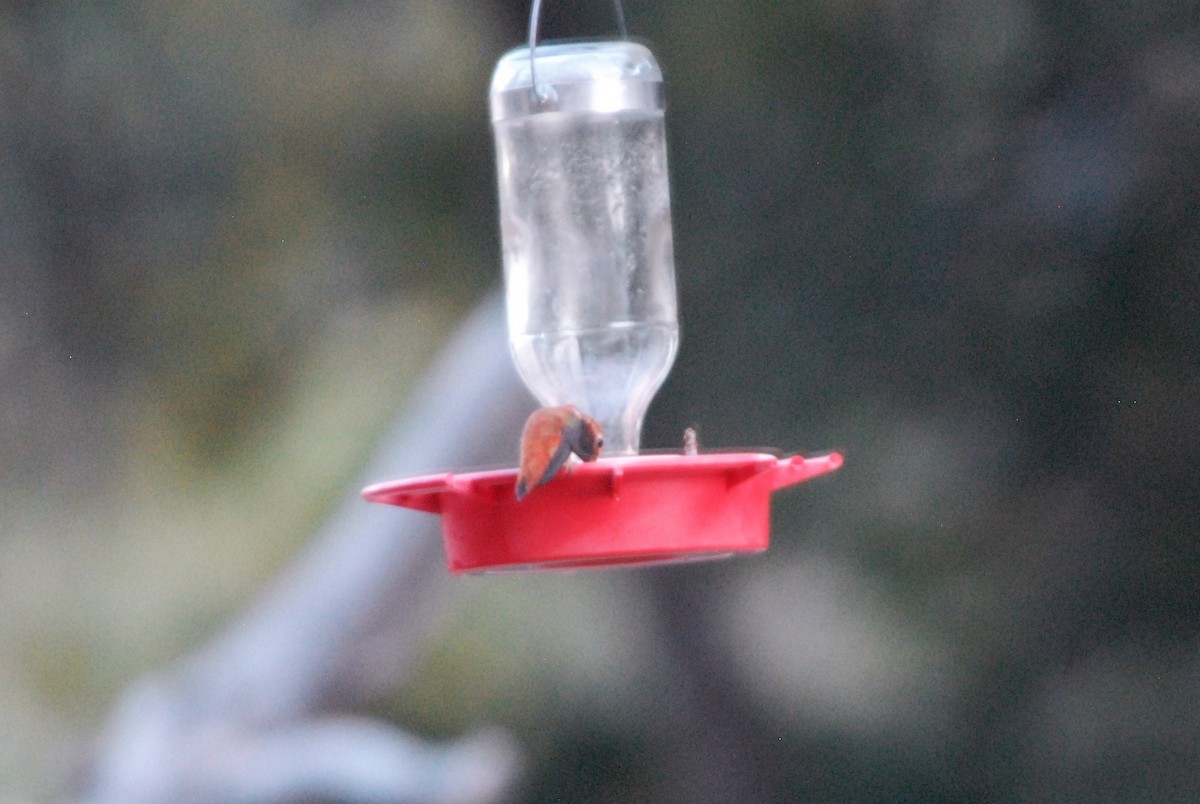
[{"xmin": 362, "ymin": 451, "xmax": 842, "ymax": 574}]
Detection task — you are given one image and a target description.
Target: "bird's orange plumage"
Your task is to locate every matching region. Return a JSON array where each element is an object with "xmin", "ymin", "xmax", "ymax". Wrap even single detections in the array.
[{"xmin": 516, "ymin": 405, "xmax": 603, "ymax": 499}]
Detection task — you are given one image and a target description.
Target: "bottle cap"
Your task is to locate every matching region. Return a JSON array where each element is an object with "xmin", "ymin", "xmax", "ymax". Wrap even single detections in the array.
[{"xmin": 490, "ymin": 41, "xmax": 664, "ymax": 121}]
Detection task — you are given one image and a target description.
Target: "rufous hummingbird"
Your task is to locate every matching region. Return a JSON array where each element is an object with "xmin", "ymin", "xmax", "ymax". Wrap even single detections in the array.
[{"xmin": 516, "ymin": 404, "xmax": 603, "ymax": 500}]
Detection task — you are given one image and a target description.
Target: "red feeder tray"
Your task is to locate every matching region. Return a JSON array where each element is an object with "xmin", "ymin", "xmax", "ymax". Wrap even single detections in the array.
[{"xmin": 362, "ymin": 451, "xmax": 843, "ymax": 573}]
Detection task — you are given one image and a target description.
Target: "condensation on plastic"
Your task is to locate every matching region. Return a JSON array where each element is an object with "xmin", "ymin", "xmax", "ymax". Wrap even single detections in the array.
[{"xmin": 490, "ymin": 41, "xmax": 678, "ymax": 456}]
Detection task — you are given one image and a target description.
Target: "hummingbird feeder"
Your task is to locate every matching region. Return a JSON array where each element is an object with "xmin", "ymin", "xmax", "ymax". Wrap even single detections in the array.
[{"xmin": 363, "ymin": 0, "xmax": 842, "ymax": 573}]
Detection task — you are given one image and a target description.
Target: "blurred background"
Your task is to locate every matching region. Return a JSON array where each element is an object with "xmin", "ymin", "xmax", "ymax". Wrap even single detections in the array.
[{"xmin": 2, "ymin": 0, "xmax": 1199, "ymax": 800}]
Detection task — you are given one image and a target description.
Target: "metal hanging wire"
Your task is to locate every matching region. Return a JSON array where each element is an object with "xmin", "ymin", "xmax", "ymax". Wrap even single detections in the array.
[{"xmin": 527, "ymin": 0, "xmax": 628, "ymax": 101}]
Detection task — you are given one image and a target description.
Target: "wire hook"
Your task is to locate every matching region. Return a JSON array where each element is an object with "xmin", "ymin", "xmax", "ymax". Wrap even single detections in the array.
[{"xmin": 528, "ymin": 0, "xmax": 629, "ymax": 103}]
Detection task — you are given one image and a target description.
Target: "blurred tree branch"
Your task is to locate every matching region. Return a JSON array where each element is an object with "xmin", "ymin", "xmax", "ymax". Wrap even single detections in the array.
[{"xmin": 79, "ymin": 293, "xmax": 529, "ymax": 803}]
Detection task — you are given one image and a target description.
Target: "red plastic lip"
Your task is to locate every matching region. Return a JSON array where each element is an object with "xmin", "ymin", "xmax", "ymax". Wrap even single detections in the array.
[{"xmin": 362, "ymin": 451, "xmax": 843, "ymax": 574}]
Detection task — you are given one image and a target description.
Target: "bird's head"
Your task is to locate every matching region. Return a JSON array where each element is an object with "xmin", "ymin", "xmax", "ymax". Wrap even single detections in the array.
[{"xmin": 563, "ymin": 408, "xmax": 603, "ymax": 462}]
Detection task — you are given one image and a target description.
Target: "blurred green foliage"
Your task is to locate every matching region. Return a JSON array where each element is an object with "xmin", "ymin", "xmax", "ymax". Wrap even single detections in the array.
[{"xmin": 1, "ymin": 0, "xmax": 1198, "ymax": 801}]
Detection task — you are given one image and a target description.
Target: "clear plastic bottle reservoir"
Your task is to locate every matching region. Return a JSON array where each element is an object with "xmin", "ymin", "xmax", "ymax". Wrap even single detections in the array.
[{"xmin": 490, "ymin": 41, "xmax": 679, "ymax": 455}]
